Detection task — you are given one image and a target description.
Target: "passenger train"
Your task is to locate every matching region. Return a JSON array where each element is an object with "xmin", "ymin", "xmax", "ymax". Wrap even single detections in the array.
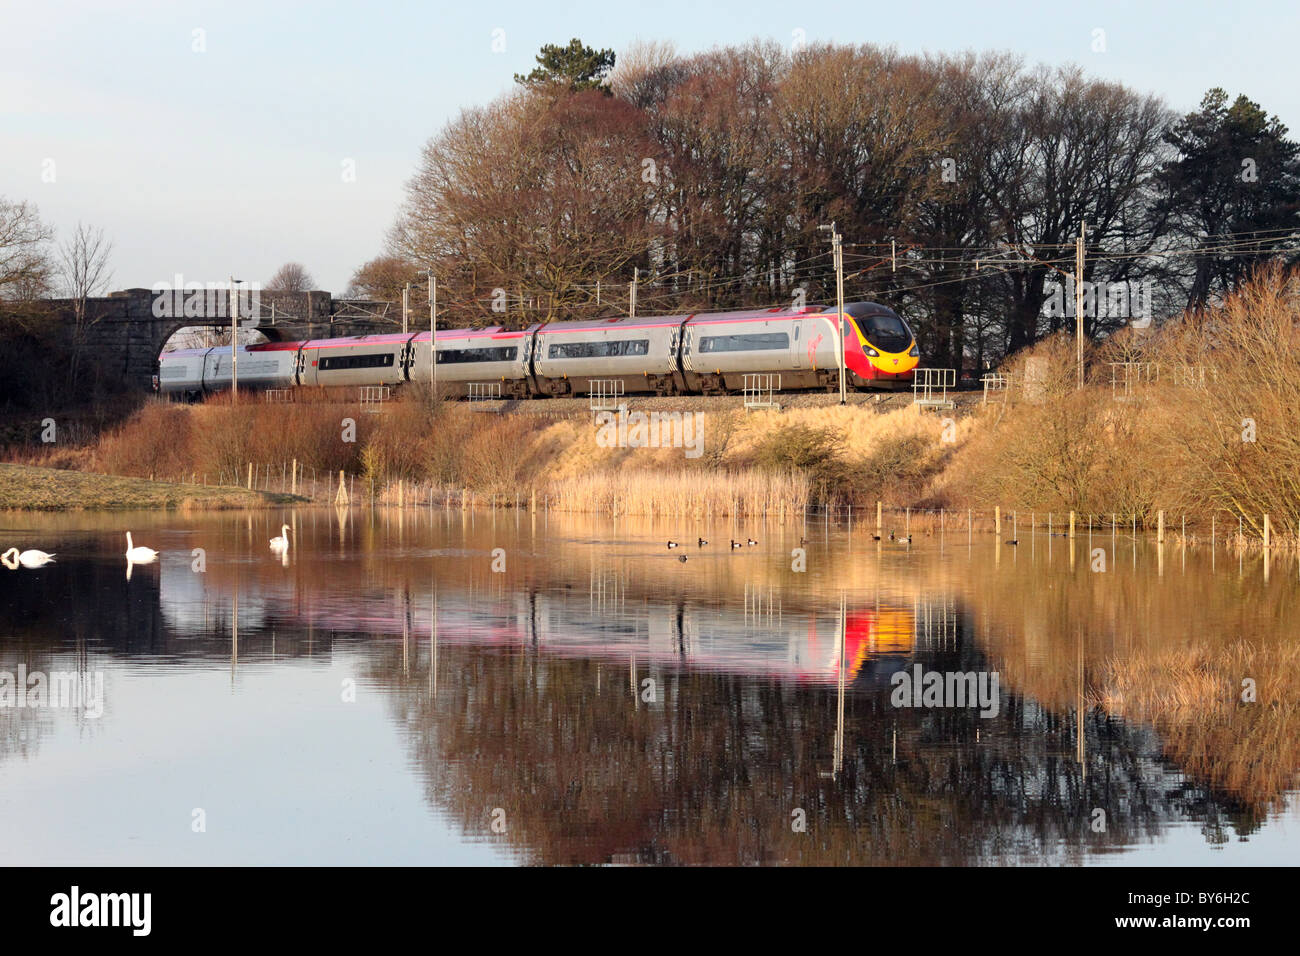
[{"xmin": 157, "ymin": 301, "xmax": 919, "ymax": 399}]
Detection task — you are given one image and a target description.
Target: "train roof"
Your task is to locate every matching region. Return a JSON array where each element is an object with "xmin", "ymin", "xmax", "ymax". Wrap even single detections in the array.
[
  {"xmin": 534, "ymin": 314, "xmax": 692, "ymax": 332},
  {"xmin": 409, "ymin": 326, "xmax": 535, "ymax": 341},
  {"xmin": 159, "ymin": 345, "xmax": 279, "ymax": 359},
  {"xmin": 295, "ymin": 332, "xmax": 413, "ymax": 349},
  {"xmin": 844, "ymin": 301, "xmax": 904, "ymax": 317},
  {"xmin": 157, "ymin": 302, "xmax": 906, "ymax": 360},
  {"xmin": 686, "ymin": 306, "xmax": 824, "ymax": 325}
]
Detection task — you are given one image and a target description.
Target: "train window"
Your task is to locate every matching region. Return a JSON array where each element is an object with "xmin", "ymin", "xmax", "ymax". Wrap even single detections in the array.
[
  {"xmin": 436, "ymin": 346, "xmax": 519, "ymax": 364},
  {"xmin": 547, "ymin": 339, "xmax": 649, "ymax": 359},
  {"xmin": 697, "ymin": 332, "xmax": 789, "ymax": 353},
  {"xmin": 319, "ymin": 353, "xmax": 396, "ymax": 371}
]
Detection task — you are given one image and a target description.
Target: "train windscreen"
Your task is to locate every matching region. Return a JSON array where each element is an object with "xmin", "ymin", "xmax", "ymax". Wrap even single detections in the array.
[{"xmin": 855, "ymin": 313, "xmax": 912, "ymax": 354}]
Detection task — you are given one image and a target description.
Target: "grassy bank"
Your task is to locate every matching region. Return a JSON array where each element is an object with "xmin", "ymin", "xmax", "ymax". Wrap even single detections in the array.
[
  {"xmin": 33, "ymin": 397, "xmax": 962, "ymax": 516},
  {"xmin": 0, "ymin": 462, "xmax": 302, "ymax": 511}
]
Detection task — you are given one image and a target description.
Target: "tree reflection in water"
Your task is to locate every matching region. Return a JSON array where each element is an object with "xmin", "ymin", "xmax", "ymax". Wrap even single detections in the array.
[{"xmin": 0, "ymin": 509, "xmax": 1292, "ymax": 863}]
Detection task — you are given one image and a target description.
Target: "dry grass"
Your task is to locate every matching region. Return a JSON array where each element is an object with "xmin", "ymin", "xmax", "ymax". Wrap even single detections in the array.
[
  {"xmin": 1, "ymin": 442, "xmax": 96, "ymax": 471},
  {"xmin": 531, "ymin": 402, "xmax": 963, "ymax": 510}
]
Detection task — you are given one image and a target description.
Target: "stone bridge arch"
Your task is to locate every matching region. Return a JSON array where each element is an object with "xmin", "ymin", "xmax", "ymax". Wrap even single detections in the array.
[{"xmin": 66, "ymin": 288, "xmax": 396, "ymax": 391}]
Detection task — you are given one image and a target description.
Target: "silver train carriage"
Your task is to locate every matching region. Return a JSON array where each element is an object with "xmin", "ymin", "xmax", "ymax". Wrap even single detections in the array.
[
  {"xmin": 406, "ymin": 326, "xmax": 534, "ymax": 399},
  {"xmin": 157, "ymin": 302, "xmax": 918, "ymax": 398},
  {"xmin": 156, "ymin": 345, "xmax": 296, "ymax": 397},
  {"xmin": 294, "ymin": 333, "xmax": 409, "ymax": 388}
]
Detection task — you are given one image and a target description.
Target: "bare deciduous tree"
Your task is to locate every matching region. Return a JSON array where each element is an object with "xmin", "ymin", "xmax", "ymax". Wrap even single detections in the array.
[
  {"xmin": 266, "ymin": 261, "xmax": 317, "ymax": 292},
  {"xmin": 610, "ymin": 39, "xmax": 681, "ymax": 108},
  {"xmin": 391, "ymin": 88, "xmax": 658, "ymax": 326},
  {"xmin": 0, "ymin": 197, "xmax": 54, "ymax": 302},
  {"xmin": 58, "ymin": 222, "xmax": 114, "ymax": 388},
  {"xmin": 344, "ymin": 255, "xmax": 419, "ymax": 301}
]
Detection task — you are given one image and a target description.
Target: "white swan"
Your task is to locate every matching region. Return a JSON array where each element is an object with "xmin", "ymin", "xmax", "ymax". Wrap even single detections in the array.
[
  {"xmin": 269, "ymin": 524, "xmax": 291, "ymax": 553},
  {"xmin": 124, "ymin": 532, "xmax": 158, "ymax": 563},
  {"xmin": 2, "ymin": 547, "xmax": 55, "ymax": 568}
]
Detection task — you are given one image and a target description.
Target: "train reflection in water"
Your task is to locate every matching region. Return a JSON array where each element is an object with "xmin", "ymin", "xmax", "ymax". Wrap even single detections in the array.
[{"xmin": 155, "ymin": 556, "xmax": 958, "ymax": 687}]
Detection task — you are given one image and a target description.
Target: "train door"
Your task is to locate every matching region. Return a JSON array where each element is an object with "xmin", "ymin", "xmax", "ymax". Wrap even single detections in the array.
[
  {"xmin": 669, "ymin": 317, "xmax": 691, "ymax": 393},
  {"xmin": 202, "ymin": 349, "xmax": 221, "ymax": 391},
  {"xmin": 400, "ymin": 337, "xmax": 415, "ymax": 382},
  {"xmin": 791, "ymin": 319, "xmax": 805, "ymax": 370}
]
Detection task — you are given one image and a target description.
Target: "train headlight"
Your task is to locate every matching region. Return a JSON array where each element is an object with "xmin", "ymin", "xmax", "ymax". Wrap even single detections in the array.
[
  {"xmin": 908, "ymin": 344, "xmax": 919, "ymax": 357},
  {"xmin": 864, "ymin": 346, "xmax": 880, "ymax": 357}
]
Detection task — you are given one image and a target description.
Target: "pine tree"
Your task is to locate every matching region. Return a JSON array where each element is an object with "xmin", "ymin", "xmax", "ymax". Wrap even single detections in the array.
[
  {"xmin": 515, "ymin": 39, "xmax": 616, "ymax": 94},
  {"xmin": 1157, "ymin": 89, "xmax": 1300, "ymax": 308}
]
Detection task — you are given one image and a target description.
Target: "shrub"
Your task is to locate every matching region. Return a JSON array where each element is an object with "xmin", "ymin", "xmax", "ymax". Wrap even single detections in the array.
[
  {"xmin": 854, "ymin": 432, "xmax": 934, "ymax": 505},
  {"xmin": 359, "ymin": 398, "xmax": 436, "ymax": 486},
  {"xmin": 752, "ymin": 423, "xmax": 850, "ymax": 503},
  {"xmin": 95, "ymin": 403, "xmax": 194, "ymax": 478},
  {"xmin": 462, "ymin": 414, "xmax": 545, "ymax": 493}
]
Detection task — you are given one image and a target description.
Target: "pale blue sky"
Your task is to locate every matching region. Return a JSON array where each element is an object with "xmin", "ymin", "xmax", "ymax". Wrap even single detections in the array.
[{"xmin": 3, "ymin": 0, "xmax": 1296, "ymax": 293}]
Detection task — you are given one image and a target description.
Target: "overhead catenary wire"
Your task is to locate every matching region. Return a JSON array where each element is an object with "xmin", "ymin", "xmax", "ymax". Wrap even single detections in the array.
[{"xmin": 336, "ymin": 227, "xmax": 1297, "ymax": 328}]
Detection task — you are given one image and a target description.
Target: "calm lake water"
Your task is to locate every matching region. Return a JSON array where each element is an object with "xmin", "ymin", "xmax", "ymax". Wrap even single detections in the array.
[{"xmin": 1, "ymin": 507, "xmax": 1296, "ymax": 866}]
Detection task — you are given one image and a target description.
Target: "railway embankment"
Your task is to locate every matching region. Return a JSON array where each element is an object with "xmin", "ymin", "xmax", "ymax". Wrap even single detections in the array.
[
  {"xmin": 0, "ymin": 396, "xmax": 965, "ymax": 515},
  {"xmin": 2, "ymin": 266, "xmax": 1298, "ymax": 536}
]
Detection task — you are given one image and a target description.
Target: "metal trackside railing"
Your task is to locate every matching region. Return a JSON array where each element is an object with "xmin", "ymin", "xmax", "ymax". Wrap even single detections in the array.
[
  {"xmin": 981, "ymin": 373, "xmax": 1009, "ymax": 405},
  {"xmin": 912, "ymin": 368, "xmax": 956, "ymax": 410},
  {"xmin": 743, "ymin": 373, "xmax": 781, "ymax": 411},
  {"xmin": 1109, "ymin": 362, "xmax": 1157, "ymax": 402},
  {"xmin": 359, "ymin": 386, "xmax": 390, "ymax": 412},
  {"xmin": 1167, "ymin": 364, "xmax": 1217, "ymax": 388},
  {"xmin": 263, "ymin": 388, "xmax": 293, "ymax": 404},
  {"xmin": 468, "ymin": 381, "xmax": 503, "ymax": 411},
  {"xmin": 589, "ymin": 379, "xmax": 625, "ymax": 415}
]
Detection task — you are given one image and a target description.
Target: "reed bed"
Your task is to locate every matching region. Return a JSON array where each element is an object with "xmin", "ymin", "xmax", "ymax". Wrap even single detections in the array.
[{"xmin": 543, "ymin": 468, "xmax": 811, "ymax": 517}]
